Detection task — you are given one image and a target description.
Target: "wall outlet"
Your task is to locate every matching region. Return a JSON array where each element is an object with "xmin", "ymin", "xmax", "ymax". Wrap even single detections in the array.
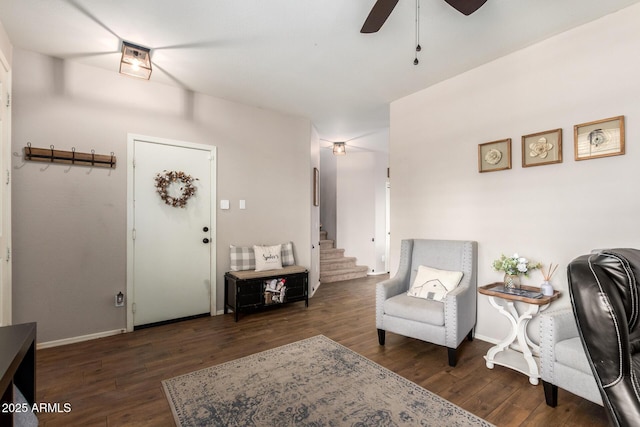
[{"xmin": 115, "ymin": 292, "xmax": 125, "ymax": 307}]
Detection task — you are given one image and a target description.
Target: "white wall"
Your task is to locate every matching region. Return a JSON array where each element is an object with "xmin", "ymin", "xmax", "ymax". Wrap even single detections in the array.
[
  {"xmin": 11, "ymin": 49, "xmax": 313, "ymax": 343},
  {"xmin": 390, "ymin": 4, "xmax": 640, "ymax": 343},
  {"xmin": 336, "ymin": 149, "xmax": 388, "ymax": 274}
]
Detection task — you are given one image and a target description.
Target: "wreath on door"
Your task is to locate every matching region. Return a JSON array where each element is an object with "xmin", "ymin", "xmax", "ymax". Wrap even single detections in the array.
[{"xmin": 154, "ymin": 170, "xmax": 198, "ymax": 208}]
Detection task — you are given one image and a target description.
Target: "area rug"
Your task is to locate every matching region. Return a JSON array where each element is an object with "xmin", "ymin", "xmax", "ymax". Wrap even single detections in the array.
[{"xmin": 162, "ymin": 335, "xmax": 493, "ymax": 427}]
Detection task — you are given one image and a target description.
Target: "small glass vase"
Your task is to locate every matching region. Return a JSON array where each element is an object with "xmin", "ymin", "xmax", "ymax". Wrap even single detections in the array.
[
  {"xmin": 504, "ymin": 273, "xmax": 521, "ymax": 291},
  {"xmin": 541, "ymin": 280, "xmax": 554, "ymax": 296}
]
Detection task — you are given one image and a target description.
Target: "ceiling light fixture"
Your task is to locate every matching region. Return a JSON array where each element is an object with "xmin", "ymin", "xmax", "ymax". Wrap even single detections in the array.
[
  {"xmin": 120, "ymin": 41, "xmax": 152, "ymax": 80},
  {"xmin": 333, "ymin": 142, "xmax": 346, "ymax": 156}
]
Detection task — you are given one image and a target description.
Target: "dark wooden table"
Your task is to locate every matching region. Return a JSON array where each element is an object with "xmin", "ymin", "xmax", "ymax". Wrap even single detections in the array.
[{"xmin": 0, "ymin": 322, "xmax": 36, "ymax": 427}]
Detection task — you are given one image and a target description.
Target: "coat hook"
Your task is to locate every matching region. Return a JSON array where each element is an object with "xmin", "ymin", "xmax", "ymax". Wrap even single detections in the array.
[
  {"xmin": 110, "ymin": 152, "xmax": 115, "ymax": 168},
  {"xmin": 50, "ymin": 145, "xmax": 55, "ymax": 162},
  {"xmin": 91, "ymin": 149, "xmax": 95, "ymax": 166},
  {"xmin": 26, "ymin": 142, "xmax": 33, "ymax": 160},
  {"xmin": 71, "ymin": 147, "xmax": 76, "ymax": 164}
]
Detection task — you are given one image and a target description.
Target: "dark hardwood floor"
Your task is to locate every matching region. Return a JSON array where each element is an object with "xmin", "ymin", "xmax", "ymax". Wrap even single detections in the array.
[{"xmin": 35, "ymin": 275, "xmax": 608, "ymax": 426}]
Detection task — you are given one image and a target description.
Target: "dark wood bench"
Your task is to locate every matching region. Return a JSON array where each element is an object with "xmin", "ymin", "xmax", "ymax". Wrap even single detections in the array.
[{"xmin": 224, "ymin": 266, "xmax": 308, "ymax": 321}]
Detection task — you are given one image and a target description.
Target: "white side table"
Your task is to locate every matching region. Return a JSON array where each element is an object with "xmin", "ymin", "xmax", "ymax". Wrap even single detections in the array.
[{"xmin": 479, "ymin": 283, "xmax": 560, "ymax": 385}]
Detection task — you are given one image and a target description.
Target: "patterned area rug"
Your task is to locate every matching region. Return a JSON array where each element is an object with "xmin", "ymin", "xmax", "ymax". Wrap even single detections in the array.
[{"xmin": 162, "ymin": 335, "xmax": 493, "ymax": 426}]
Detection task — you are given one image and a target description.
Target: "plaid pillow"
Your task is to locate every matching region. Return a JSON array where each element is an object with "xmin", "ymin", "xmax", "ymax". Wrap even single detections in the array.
[
  {"xmin": 281, "ymin": 241, "xmax": 295, "ymax": 266},
  {"xmin": 229, "ymin": 245, "xmax": 255, "ymax": 271}
]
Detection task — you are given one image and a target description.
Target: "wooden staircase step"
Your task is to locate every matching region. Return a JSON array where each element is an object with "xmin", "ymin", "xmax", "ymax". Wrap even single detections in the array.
[{"xmin": 320, "ymin": 230, "xmax": 328, "ymax": 240}]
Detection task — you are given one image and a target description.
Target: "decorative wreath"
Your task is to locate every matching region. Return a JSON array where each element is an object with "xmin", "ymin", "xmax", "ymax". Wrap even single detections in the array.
[{"xmin": 154, "ymin": 170, "xmax": 198, "ymax": 208}]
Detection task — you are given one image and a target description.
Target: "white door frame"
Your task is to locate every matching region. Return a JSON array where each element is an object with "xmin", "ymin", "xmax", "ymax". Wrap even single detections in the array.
[
  {"xmin": 126, "ymin": 134, "xmax": 217, "ymax": 332},
  {"xmin": 0, "ymin": 49, "xmax": 11, "ymax": 326},
  {"xmin": 385, "ymin": 181, "xmax": 390, "ymax": 273}
]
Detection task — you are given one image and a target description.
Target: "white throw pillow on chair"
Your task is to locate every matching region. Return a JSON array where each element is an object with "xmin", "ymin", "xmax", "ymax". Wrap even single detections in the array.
[{"xmin": 407, "ymin": 265, "xmax": 463, "ymax": 301}]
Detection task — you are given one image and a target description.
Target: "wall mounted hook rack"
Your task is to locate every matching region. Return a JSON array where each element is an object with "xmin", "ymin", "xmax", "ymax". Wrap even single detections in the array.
[{"xmin": 24, "ymin": 143, "xmax": 116, "ymax": 168}]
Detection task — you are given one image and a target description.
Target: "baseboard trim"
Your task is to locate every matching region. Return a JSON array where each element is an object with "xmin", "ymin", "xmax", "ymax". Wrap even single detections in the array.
[
  {"xmin": 367, "ymin": 271, "xmax": 389, "ymax": 276},
  {"xmin": 37, "ymin": 319, "xmax": 493, "ymax": 350},
  {"xmin": 474, "ymin": 333, "xmax": 499, "ymax": 345},
  {"xmin": 37, "ymin": 329, "xmax": 127, "ymax": 349},
  {"xmin": 310, "ymin": 281, "xmax": 321, "ymax": 297}
]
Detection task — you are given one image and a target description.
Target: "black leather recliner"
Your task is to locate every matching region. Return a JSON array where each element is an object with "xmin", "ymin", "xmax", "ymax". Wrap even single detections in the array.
[{"xmin": 568, "ymin": 249, "xmax": 640, "ymax": 427}]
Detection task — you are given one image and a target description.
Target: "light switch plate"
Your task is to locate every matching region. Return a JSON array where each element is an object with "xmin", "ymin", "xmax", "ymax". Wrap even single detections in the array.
[
  {"xmin": 220, "ymin": 200, "xmax": 230, "ymax": 210},
  {"xmin": 239, "ymin": 200, "xmax": 246, "ymax": 209}
]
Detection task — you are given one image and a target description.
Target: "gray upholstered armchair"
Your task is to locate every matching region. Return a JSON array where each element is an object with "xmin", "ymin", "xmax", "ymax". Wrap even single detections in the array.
[
  {"xmin": 539, "ymin": 309, "xmax": 602, "ymax": 407},
  {"xmin": 376, "ymin": 239, "xmax": 478, "ymax": 366}
]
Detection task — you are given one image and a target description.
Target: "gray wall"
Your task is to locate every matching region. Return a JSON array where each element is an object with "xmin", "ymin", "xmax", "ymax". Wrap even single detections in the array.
[
  {"xmin": 11, "ymin": 48, "xmax": 313, "ymax": 343},
  {"xmin": 319, "ymin": 148, "xmax": 336, "ymax": 241},
  {"xmin": 309, "ymin": 126, "xmax": 320, "ymax": 295},
  {"xmin": 0, "ymin": 20, "xmax": 11, "ymax": 67}
]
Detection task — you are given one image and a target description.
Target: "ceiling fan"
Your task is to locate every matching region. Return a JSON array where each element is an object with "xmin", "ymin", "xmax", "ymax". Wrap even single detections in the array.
[{"xmin": 361, "ymin": 0, "xmax": 488, "ymax": 33}]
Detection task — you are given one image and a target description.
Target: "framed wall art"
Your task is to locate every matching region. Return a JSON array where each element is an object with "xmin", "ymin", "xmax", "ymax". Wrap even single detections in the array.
[
  {"xmin": 522, "ymin": 128, "xmax": 562, "ymax": 167},
  {"xmin": 574, "ymin": 116, "xmax": 625, "ymax": 161},
  {"xmin": 478, "ymin": 139, "xmax": 511, "ymax": 173}
]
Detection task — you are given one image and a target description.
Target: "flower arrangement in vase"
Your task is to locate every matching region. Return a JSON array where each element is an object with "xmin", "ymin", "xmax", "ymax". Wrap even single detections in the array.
[{"xmin": 492, "ymin": 253, "xmax": 541, "ymax": 290}]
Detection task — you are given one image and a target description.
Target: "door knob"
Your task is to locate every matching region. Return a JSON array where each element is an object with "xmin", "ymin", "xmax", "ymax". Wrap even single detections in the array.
[
  {"xmin": 203, "ymin": 238, "xmax": 210, "ymax": 244},
  {"xmin": 203, "ymin": 226, "xmax": 209, "ymax": 232}
]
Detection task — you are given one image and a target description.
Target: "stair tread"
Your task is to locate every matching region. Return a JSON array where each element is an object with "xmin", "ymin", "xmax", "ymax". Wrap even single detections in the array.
[
  {"xmin": 320, "ymin": 266, "xmax": 369, "ymax": 276},
  {"xmin": 320, "ymin": 249, "xmax": 345, "ymax": 260},
  {"xmin": 320, "ymin": 269, "xmax": 369, "ymax": 283},
  {"xmin": 321, "ymin": 256, "xmax": 357, "ymax": 262},
  {"xmin": 318, "ymin": 241, "xmax": 368, "ymax": 282},
  {"xmin": 319, "ymin": 240, "xmax": 334, "ymax": 249}
]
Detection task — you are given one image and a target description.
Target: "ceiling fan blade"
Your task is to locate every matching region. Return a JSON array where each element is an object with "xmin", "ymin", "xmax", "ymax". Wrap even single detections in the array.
[
  {"xmin": 360, "ymin": 0, "xmax": 400, "ymax": 34},
  {"xmin": 444, "ymin": 0, "xmax": 488, "ymax": 16}
]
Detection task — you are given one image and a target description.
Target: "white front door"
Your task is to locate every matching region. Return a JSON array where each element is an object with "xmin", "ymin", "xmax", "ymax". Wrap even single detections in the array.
[{"xmin": 128, "ymin": 135, "xmax": 216, "ymax": 328}]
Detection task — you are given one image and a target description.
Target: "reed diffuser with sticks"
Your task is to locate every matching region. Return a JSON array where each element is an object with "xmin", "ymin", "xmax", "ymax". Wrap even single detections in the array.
[{"xmin": 540, "ymin": 262, "xmax": 558, "ymax": 296}]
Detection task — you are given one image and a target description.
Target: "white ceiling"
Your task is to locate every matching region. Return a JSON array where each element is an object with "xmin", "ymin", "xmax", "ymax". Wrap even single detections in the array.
[{"xmin": 1, "ymin": 0, "xmax": 639, "ymax": 151}]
